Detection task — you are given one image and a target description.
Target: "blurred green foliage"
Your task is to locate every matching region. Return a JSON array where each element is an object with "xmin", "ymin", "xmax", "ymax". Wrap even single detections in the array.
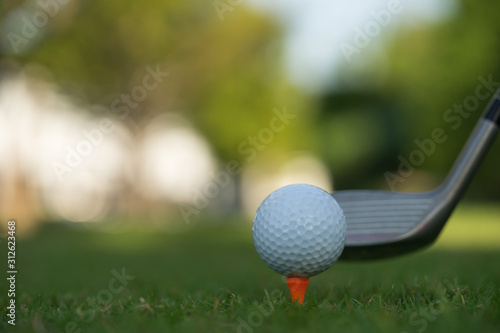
[{"xmin": 1, "ymin": 0, "xmax": 499, "ymax": 198}]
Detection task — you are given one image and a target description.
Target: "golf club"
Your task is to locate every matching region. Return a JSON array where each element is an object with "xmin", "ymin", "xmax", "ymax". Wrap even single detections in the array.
[{"xmin": 334, "ymin": 88, "xmax": 500, "ymax": 260}]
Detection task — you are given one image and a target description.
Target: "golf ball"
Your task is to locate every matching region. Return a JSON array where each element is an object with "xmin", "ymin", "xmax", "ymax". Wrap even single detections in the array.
[{"xmin": 252, "ymin": 184, "xmax": 346, "ymax": 277}]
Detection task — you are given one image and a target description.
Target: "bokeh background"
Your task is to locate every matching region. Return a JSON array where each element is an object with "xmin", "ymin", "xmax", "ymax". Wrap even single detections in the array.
[
  {"xmin": 0, "ymin": 0, "xmax": 499, "ymax": 233},
  {"xmin": 1, "ymin": 1, "xmax": 500, "ymax": 332}
]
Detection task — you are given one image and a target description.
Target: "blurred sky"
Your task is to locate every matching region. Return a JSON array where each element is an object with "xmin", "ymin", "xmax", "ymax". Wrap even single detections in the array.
[{"xmin": 248, "ymin": 0, "xmax": 458, "ymax": 92}]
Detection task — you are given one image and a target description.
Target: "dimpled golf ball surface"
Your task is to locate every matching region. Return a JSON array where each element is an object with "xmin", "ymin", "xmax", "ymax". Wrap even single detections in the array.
[{"xmin": 252, "ymin": 184, "xmax": 346, "ymax": 277}]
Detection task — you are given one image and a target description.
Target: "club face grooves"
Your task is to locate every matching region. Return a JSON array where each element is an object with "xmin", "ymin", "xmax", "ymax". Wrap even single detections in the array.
[
  {"xmin": 334, "ymin": 192, "xmax": 435, "ymax": 243},
  {"xmin": 332, "ymin": 190, "xmax": 444, "ymax": 260}
]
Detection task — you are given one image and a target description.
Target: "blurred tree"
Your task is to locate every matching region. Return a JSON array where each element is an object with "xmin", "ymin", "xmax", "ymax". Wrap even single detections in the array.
[
  {"xmin": 320, "ymin": 0, "xmax": 500, "ymax": 199},
  {"xmin": 316, "ymin": 91, "xmax": 406, "ymax": 190},
  {"xmin": 1, "ymin": 0, "xmax": 313, "ymax": 163}
]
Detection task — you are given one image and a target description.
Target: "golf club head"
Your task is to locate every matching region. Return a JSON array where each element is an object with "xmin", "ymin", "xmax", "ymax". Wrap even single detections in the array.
[
  {"xmin": 334, "ymin": 88, "xmax": 500, "ymax": 261},
  {"xmin": 333, "ymin": 190, "xmax": 447, "ymax": 260}
]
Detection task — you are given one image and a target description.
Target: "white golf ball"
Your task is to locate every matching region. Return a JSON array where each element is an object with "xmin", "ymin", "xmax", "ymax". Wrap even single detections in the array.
[{"xmin": 252, "ymin": 184, "xmax": 346, "ymax": 277}]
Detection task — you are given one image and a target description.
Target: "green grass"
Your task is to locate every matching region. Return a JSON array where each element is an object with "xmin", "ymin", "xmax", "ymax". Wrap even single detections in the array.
[{"xmin": 1, "ymin": 204, "xmax": 499, "ymax": 333}]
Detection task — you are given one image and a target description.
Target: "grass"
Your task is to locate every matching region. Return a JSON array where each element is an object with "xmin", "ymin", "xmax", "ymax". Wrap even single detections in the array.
[{"xmin": 0, "ymin": 203, "xmax": 499, "ymax": 333}]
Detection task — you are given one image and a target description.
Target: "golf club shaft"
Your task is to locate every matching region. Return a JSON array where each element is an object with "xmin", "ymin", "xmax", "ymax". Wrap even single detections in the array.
[
  {"xmin": 484, "ymin": 88, "xmax": 500, "ymax": 125},
  {"xmin": 439, "ymin": 88, "xmax": 500, "ymax": 196},
  {"xmin": 336, "ymin": 88, "xmax": 500, "ymax": 261}
]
